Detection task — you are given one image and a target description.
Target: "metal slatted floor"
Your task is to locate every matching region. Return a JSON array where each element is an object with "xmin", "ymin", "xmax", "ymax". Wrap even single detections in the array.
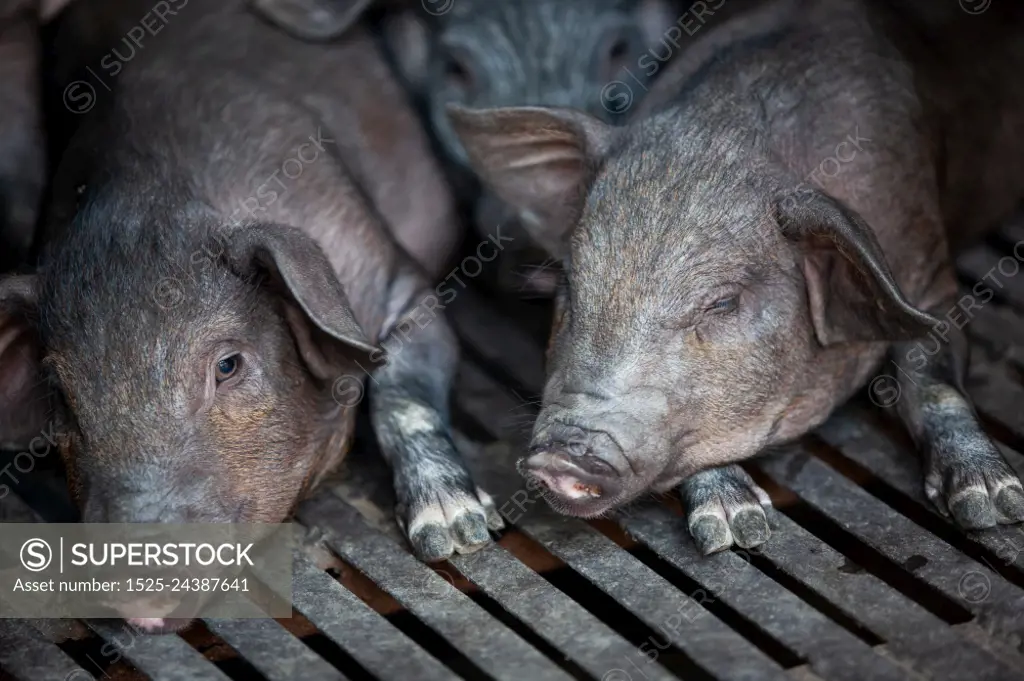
[{"xmin": 4, "ymin": 227, "xmax": 1024, "ymax": 680}]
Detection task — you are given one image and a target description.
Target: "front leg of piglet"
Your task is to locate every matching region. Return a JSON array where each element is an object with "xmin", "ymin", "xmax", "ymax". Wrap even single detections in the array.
[
  {"xmin": 370, "ymin": 291, "xmax": 504, "ymax": 561},
  {"xmin": 891, "ymin": 303, "xmax": 1024, "ymax": 529},
  {"xmin": 679, "ymin": 464, "xmax": 774, "ymax": 555}
]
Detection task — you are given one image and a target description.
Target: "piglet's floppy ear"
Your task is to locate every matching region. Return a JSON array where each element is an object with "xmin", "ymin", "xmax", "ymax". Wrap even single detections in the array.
[
  {"xmin": 0, "ymin": 275, "xmax": 51, "ymax": 450},
  {"xmin": 447, "ymin": 105, "xmax": 617, "ymax": 256},
  {"xmin": 228, "ymin": 225, "xmax": 381, "ymax": 378},
  {"xmin": 776, "ymin": 190, "xmax": 938, "ymax": 346},
  {"xmin": 247, "ymin": 0, "xmax": 374, "ymax": 41}
]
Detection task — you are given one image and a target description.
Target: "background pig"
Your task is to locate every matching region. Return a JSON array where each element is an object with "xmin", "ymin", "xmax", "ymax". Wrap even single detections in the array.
[
  {"xmin": 451, "ymin": 0, "xmax": 1024, "ymax": 554},
  {"xmin": 0, "ymin": 0, "xmax": 47, "ymax": 273},
  {"xmin": 0, "ymin": 0, "xmax": 55, "ymax": 448},
  {"xmin": 0, "ymin": 0, "xmax": 501, "ymax": 630},
  {"xmin": 251, "ymin": 0, "xmax": 699, "ymax": 295}
]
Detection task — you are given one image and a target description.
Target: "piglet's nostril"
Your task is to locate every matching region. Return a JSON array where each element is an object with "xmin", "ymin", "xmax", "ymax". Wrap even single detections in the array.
[
  {"xmin": 531, "ymin": 422, "xmax": 625, "ymax": 479},
  {"xmin": 530, "ymin": 439, "xmax": 589, "ymax": 459},
  {"xmin": 565, "ymin": 438, "xmax": 590, "ymax": 458}
]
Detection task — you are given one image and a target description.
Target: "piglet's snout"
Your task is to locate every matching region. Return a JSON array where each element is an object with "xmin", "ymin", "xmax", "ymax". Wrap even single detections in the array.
[
  {"xmin": 83, "ymin": 495, "xmax": 194, "ymax": 523},
  {"xmin": 81, "ymin": 469, "xmax": 229, "ymax": 524},
  {"xmin": 522, "ymin": 423, "xmax": 624, "ymax": 502}
]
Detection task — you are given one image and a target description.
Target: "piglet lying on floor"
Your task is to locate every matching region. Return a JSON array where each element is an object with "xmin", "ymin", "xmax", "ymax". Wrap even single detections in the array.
[
  {"xmin": 450, "ymin": 0, "xmax": 1024, "ymax": 554},
  {"xmin": 0, "ymin": 0, "xmax": 501, "ymax": 630}
]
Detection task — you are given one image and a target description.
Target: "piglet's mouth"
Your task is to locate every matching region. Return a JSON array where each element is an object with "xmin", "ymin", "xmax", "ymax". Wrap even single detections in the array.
[{"xmin": 517, "ymin": 453, "xmax": 624, "ymax": 519}]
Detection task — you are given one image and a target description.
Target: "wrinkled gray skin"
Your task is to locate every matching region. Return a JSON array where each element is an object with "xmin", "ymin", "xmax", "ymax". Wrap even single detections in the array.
[
  {"xmin": 0, "ymin": 0, "xmax": 503, "ymax": 632},
  {"xmin": 452, "ymin": 0, "xmax": 1024, "ymax": 554},
  {"xmin": 0, "ymin": 0, "xmax": 48, "ymax": 273}
]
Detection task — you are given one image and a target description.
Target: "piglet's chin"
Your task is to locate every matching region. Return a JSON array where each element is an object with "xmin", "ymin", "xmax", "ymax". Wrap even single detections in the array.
[
  {"xmin": 527, "ymin": 474, "xmax": 620, "ymax": 518},
  {"xmin": 518, "ymin": 452, "xmax": 624, "ymax": 518},
  {"xmin": 127, "ymin": 617, "xmax": 165, "ymax": 632},
  {"xmin": 113, "ymin": 596, "xmax": 196, "ymax": 634},
  {"xmin": 126, "ymin": 617, "xmax": 192, "ymax": 635}
]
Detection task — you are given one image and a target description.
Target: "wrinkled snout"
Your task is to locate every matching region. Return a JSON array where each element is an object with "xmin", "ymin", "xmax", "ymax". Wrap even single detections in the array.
[
  {"xmin": 83, "ymin": 493, "xmax": 192, "ymax": 524},
  {"xmin": 78, "ymin": 466, "xmax": 239, "ymax": 524},
  {"xmin": 519, "ymin": 422, "xmax": 627, "ymax": 517}
]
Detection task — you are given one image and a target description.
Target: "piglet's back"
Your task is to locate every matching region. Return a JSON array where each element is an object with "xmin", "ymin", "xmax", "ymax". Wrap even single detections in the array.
[{"xmin": 630, "ymin": 0, "xmax": 1024, "ymax": 246}]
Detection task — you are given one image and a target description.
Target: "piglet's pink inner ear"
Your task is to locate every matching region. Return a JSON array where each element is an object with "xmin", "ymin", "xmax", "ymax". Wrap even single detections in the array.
[
  {"xmin": 447, "ymin": 104, "xmax": 617, "ymax": 257},
  {"xmin": 0, "ymin": 275, "xmax": 51, "ymax": 450},
  {"xmin": 775, "ymin": 190, "xmax": 939, "ymax": 346}
]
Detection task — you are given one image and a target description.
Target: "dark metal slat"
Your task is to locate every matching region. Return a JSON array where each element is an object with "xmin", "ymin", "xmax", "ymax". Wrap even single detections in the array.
[
  {"xmin": 87, "ymin": 620, "xmax": 231, "ymax": 681},
  {"xmin": 997, "ymin": 219, "xmax": 1024, "ymax": 245},
  {"xmin": 618, "ymin": 501, "xmax": 1019, "ymax": 675},
  {"xmin": 0, "ymin": 620, "xmax": 86, "ymax": 681},
  {"xmin": 0, "ymin": 490, "xmax": 42, "ymax": 522},
  {"xmin": 966, "ymin": 349, "xmax": 1024, "ymax": 445},
  {"xmin": 969, "ymin": 360, "xmax": 1024, "ymax": 441},
  {"xmin": 957, "ymin": 246, "xmax": 1024, "ymax": 309},
  {"xmin": 754, "ymin": 511, "xmax": 1024, "ymax": 681},
  {"xmin": 449, "ymin": 371, "xmax": 796, "ymax": 681},
  {"xmin": 609, "ymin": 506, "xmax": 914, "ymax": 681},
  {"xmin": 757, "ymin": 449, "xmax": 1024, "ymax": 647},
  {"xmin": 323, "ymin": 404, "xmax": 672, "ymax": 676},
  {"xmin": 290, "ymin": 553, "xmax": 457, "ymax": 681},
  {"xmin": 454, "ymin": 365, "xmax": 794, "ymax": 680},
  {"xmin": 966, "ymin": 305, "xmax": 1024, "ymax": 368},
  {"xmin": 449, "ymin": 541, "xmax": 677, "ymax": 681},
  {"xmin": 296, "ymin": 492, "xmax": 575, "ymax": 681},
  {"xmin": 787, "ymin": 664, "xmax": 830, "ymax": 681},
  {"xmin": 517, "ymin": 512, "xmax": 792, "ymax": 681},
  {"xmin": 817, "ymin": 409, "xmax": 1024, "ymax": 570},
  {"xmin": 204, "ymin": 618, "xmax": 346, "ymax": 681}
]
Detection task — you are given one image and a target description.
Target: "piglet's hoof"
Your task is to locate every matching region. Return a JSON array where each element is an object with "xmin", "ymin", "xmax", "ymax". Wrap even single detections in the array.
[
  {"xmin": 398, "ymin": 486, "xmax": 505, "ymax": 562},
  {"xmin": 680, "ymin": 465, "xmax": 774, "ymax": 555},
  {"xmin": 925, "ymin": 456, "xmax": 1024, "ymax": 530}
]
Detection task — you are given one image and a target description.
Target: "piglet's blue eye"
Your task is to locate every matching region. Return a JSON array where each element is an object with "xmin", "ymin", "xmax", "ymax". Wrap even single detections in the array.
[
  {"xmin": 215, "ymin": 355, "xmax": 240, "ymax": 383},
  {"xmin": 710, "ymin": 297, "xmax": 738, "ymax": 313}
]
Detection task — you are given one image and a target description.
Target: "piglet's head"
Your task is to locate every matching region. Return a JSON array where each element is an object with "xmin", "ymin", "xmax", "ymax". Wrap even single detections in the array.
[
  {"xmin": 450, "ymin": 104, "xmax": 938, "ymax": 517},
  {"xmin": 0, "ymin": 221, "xmax": 378, "ymax": 530},
  {"xmin": 386, "ymin": 0, "xmax": 676, "ymax": 273},
  {"xmin": 380, "ymin": 0, "xmax": 676, "ymax": 162}
]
